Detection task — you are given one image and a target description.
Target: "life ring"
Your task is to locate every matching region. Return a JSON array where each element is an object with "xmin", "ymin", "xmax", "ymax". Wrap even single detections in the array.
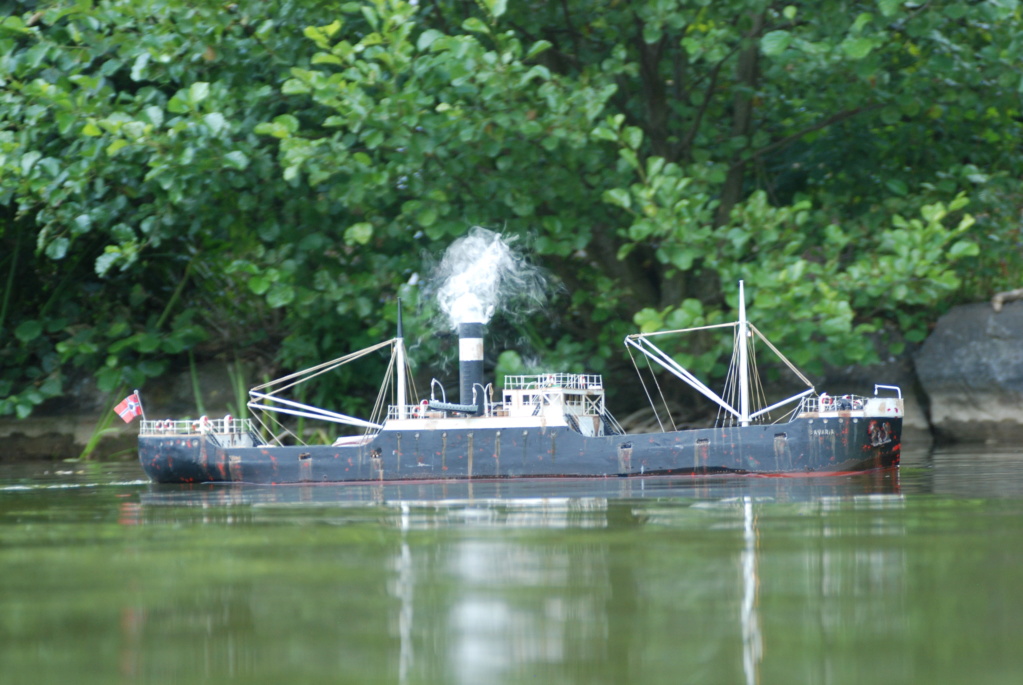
[{"xmin": 413, "ymin": 400, "xmax": 429, "ymax": 418}]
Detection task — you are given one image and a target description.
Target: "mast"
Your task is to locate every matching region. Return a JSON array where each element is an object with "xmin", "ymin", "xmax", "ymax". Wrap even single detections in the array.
[
  {"xmin": 738, "ymin": 281, "xmax": 750, "ymax": 426},
  {"xmin": 396, "ymin": 299, "xmax": 407, "ymax": 419},
  {"xmin": 625, "ymin": 280, "xmax": 814, "ymax": 426}
]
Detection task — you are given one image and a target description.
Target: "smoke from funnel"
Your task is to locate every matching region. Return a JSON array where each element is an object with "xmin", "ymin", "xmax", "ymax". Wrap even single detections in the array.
[{"xmin": 433, "ymin": 227, "xmax": 548, "ymax": 329}]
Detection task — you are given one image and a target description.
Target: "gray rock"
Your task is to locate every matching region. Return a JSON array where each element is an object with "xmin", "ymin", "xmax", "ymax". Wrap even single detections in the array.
[{"xmin": 915, "ymin": 301, "xmax": 1023, "ymax": 442}]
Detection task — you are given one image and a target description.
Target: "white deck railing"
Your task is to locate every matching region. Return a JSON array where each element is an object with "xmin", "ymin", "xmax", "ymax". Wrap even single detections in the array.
[
  {"xmin": 503, "ymin": 374, "xmax": 603, "ymax": 390},
  {"xmin": 797, "ymin": 395, "xmax": 870, "ymax": 414},
  {"xmin": 140, "ymin": 416, "xmax": 256, "ymax": 436}
]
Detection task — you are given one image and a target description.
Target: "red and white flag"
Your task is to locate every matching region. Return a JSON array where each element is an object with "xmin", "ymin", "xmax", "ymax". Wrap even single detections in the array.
[{"xmin": 114, "ymin": 392, "xmax": 144, "ymax": 423}]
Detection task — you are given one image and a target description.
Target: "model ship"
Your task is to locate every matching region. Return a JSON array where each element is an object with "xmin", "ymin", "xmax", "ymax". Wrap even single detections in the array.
[{"xmin": 137, "ymin": 279, "xmax": 901, "ymax": 484}]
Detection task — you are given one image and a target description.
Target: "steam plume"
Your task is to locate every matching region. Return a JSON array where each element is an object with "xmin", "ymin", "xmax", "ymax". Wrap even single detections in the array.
[{"xmin": 432, "ymin": 227, "xmax": 548, "ymax": 329}]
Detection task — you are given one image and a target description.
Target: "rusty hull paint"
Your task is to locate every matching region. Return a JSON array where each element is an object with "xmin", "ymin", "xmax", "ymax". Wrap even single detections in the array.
[{"xmin": 138, "ymin": 415, "xmax": 901, "ymax": 484}]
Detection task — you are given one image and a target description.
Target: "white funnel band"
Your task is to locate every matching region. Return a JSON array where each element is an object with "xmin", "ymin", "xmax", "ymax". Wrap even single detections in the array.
[{"xmin": 459, "ymin": 337, "xmax": 484, "ymax": 361}]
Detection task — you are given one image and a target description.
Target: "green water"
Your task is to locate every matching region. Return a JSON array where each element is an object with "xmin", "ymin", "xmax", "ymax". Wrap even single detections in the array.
[{"xmin": 2, "ymin": 447, "xmax": 1022, "ymax": 685}]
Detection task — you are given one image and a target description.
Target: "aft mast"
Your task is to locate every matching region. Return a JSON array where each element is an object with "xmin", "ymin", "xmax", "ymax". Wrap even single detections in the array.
[
  {"xmin": 737, "ymin": 281, "xmax": 750, "ymax": 426},
  {"xmin": 396, "ymin": 299, "xmax": 407, "ymax": 420},
  {"xmin": 623, "ymin": 280, "xmax": 815, "ymax": 428}
]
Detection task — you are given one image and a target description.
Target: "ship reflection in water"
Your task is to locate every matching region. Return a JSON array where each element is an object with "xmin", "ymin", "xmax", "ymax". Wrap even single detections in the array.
[
  {"xmin": 6, "ymin": 448, "xmax": 1023, "ymax": 684},
  {"xmin": 118, "ymin": 471, "xmax": 907, "ymax": 684}
]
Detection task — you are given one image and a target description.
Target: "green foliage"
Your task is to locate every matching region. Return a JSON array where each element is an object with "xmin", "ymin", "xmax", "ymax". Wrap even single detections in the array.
[
  {"xmin": 572, "ymin": 0, "xmax": 1014, "ymax": 376},
  {"xmin": 0, "ymin": 0, "xmax": 359, "ymax": 415},
  {"xmin": 2, "ymin": 0, "xmax": 1021, "ymax": 422}
]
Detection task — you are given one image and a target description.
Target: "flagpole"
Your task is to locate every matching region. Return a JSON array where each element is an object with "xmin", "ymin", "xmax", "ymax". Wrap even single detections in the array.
[{"xmin": 135, "ymin": 389, "xmax": 147, "ymax": 422}]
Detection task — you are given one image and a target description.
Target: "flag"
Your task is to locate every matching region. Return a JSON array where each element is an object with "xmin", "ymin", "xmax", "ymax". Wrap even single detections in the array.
[{"xmin": 114, "ymin": 392, "xmax": 143, "ymax": 423}]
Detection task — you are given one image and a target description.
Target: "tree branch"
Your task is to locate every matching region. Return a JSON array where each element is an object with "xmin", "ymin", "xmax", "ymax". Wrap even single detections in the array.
[
  {"xmin": 716, "ymin": 11, "xmax": 765, "ymax": 225},
  {"xmin": 736, "ymin": 103, "xmax": 885, "ymax": 170},
  {"xmin": 559, "ymin": 0, "xmax": 581, "ymax": 58},
  {"xmin": 677, "ymin": 56, "xmax": 727, "ymax": 162}
]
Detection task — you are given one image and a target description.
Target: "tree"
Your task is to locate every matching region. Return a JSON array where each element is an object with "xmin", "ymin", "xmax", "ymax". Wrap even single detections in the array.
[
  {"xmin": 269, "ymin": 0, "xmax": 1003, "ymax": 380},
  {"xmin": 0, "ymin": 0, "xmax": 376, "ymax": 418},
  {"xmin": 2, "ymin": 0, "xmax": 1020, "ymax": 423}
]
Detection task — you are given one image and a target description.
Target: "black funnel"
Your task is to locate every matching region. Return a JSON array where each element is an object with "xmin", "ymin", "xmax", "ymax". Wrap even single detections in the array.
[{"xmin": 458, "ymin": 321, "xmax": 485, "ymax": 415}]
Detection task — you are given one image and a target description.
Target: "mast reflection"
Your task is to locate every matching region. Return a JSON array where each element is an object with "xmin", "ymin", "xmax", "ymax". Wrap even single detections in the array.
[{"xmin": 126, "ymin": 471, "xmax": 903, "ymax": 682}]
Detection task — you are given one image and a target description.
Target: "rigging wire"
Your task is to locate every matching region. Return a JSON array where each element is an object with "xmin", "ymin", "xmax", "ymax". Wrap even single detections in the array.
[
  {"xmin": 718, "ymin": 328, "xmax": 741, "ymax": 428},
  {"xmin": 248, "ymin": 339, "xmax": 397, "ymax": 444},
  {"xmin": 628, "ymin": 305, "xmax": 815, "ymax": 431},
  {"xmin": 405, "ymin": 353, "xmax": 420, "ymax": 407},
  {"xmin": 748, "ymin": 334, "xmax": 771, "ymax": 423},
  {"xmin": 627, "ymin": 344, "xmax": 666, "ymax": 433},
  {"xmin": 367, "ymin": 345, "xmax": 397, "ymax": 432},
  {"xmin": 648, "ymin": 347, "xmax": 678, "ymax": 432},
  {"xmin": 250, "ymin": 339, "xmax": 395, "ymax": 397},
  {"xmin": 250, "ymin": 401, "xmax": 300, "ymax": 447},
  {"xmin": 749, "ymin": 324, "xmax": 814, "ymax": 388}
]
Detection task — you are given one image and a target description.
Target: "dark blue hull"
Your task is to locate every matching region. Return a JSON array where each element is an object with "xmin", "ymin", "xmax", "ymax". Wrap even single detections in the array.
[{"xmin": 139, "ymin": 415, "xmax": 901, "ymax": 484}]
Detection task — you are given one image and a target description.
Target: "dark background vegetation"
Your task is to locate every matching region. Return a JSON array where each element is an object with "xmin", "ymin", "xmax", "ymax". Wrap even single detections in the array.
[{"xmin": 2, "ymin": 0, "xmax": 1020, "ymax": 425}]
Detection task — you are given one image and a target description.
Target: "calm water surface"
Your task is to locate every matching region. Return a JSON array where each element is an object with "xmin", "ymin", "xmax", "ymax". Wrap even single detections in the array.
[{"xmin": 2, "ymin": 446, "xmax": 1022, "ymax": 685}]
